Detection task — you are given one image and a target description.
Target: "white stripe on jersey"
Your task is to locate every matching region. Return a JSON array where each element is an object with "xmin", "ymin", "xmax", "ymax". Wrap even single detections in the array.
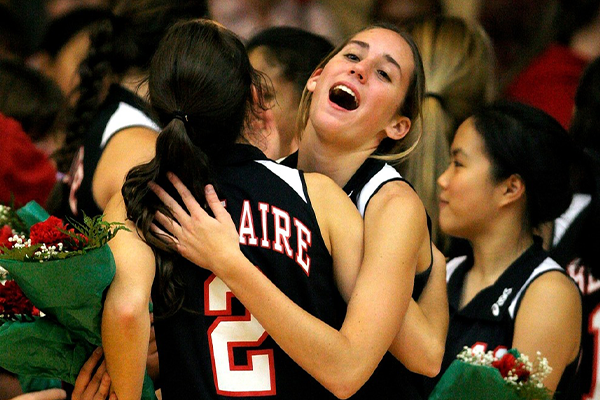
[
  {"xmin": 446, "ymin": 256, "xmax": 468, "ymax": 282},
  {"xmin": 356, "ymin": 164, "xmax": 402, "ymax": 217},
  {"xmin": 553, "ymin": 193, "xmax": 591, "ymax": 247},
  {"xmin": 255, "ymin": 160, "xmax": 307, "ymax": 203},
  {"xmin": 508, "ymin": 257, "xmax": 563, "ymax": 319},
  {"xmin": 101, "ymin": 102, "xmax": 160, "ymax": 148}
]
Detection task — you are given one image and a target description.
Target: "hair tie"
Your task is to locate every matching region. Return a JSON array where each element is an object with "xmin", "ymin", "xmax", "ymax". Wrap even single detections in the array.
[
  {"xmin": 172, "ymin": 111, "xmax": 189, "ymax": 123},
  {"xmin": 425, "ymin": 92, "xmax": 445, "ymax": 108}
]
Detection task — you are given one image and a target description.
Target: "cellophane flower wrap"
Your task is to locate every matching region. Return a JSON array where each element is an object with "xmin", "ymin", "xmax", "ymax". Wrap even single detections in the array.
[
  {"xmin": 429, "ymin": 345, "xmax": 553, "ymax": 400},
  {"xmin": 0, "ymin": 201, "xmax": 156, "ymax": 399}
]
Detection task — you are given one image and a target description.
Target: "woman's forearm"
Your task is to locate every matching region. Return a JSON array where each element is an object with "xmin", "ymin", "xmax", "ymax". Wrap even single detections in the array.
[
  {"xmin": 102, "ymin": 283, "xmax": 150, "ymax": 400},
  {"xmin": 389, "ymin": 247, "xmax": 448, "ymax": 376},
  {"xmin": 215, "ymin": 251, "xmax": 401, "ymax": 399}
]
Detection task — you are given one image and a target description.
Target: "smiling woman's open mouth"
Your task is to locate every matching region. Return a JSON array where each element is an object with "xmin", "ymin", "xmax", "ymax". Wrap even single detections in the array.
[{"xmin": 329, "ymin": 85, "xmax": 359, "ymax": 110}]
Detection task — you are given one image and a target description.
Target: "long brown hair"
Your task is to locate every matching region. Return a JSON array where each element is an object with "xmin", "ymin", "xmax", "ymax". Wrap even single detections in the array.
[{"xmin": 122, "ymin": 19, "xmax": 267, "ymax": 317}]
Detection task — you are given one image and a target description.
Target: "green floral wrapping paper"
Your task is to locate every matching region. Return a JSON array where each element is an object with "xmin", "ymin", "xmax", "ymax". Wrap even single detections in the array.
[
  {"xmin": 429, "ymin": 360, "xmax": 522, "ymax": 400},
  {"xmin": 0, "ymin": 201, "xmax": 157, "ymax": 399}
]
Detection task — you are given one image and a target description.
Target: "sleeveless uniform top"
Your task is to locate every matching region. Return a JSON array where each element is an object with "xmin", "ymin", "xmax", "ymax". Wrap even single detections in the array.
[
  {"xmin": 551, "ymin": 192, "xmax": 599, "ymax": 399},
  {"xmin": 284, "ymin": 153, "xmax": 433, "ymax": 399},
  {"xmin": 154, "ymin": 144, "xmax": 348, "ymax": 399},
  {"xmin": 424, "ymin": 241, "xmax": 581, "ymax": 399},
  {"xmin": 56, "ymin": 84, "xmax": 159, "ymax": 220}
]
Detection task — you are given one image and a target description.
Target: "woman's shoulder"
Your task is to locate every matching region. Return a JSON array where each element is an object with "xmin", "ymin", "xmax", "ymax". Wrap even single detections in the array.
[
  {"xmin": 525, "ymin": 265, "xmax": 581, "ymax": 302},
  {"xmin": 369, "ymin": 179, "xmax": 426, "ymax": 219}
]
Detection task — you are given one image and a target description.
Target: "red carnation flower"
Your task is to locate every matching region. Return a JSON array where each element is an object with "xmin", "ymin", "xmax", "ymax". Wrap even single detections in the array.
[
  {"xmin": 0, "ymin": 225, "xmax": 14, "ymax": 252},
  {"xmin": 492, "ymin": 353, "xmax": 517, "ymax": 378},
  {"xmin": 492, "ymin": 353, "xmax": 530, "ymax": 382},
  {"xmin": 513, "ymin": 360, "xmax": 531, "ymax": 383},
  {"xmin": 0, "ymin": 280, "xmax": 40, "ymax": 318},
  {"xmin": 29, "ymin": 216, "xmax": 72, "ymax": 248}
]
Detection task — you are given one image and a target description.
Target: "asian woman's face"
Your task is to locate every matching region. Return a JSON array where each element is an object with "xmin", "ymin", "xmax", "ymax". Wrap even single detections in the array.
[{"xmin": 437, "ymin": 118, "xmax": 502, "ymax": 239}]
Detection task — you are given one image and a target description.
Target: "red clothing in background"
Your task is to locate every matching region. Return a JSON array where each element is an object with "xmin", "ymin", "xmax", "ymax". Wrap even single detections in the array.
[
  {"xmin": 0, "ymin": 113, "xmax": 57, "ymax": 207},
  {"xmin": 504, "ymin": 44, "xmax": 589, "ymax": 129}
]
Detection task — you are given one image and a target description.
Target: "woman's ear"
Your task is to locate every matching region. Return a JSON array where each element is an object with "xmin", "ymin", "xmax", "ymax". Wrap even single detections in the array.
[
  {"xmin": 499, "ymin": 173, "xmax": 526, "ymax": 206},
  {"xmin": 384, "ymin": 116, "xmax": 411, "ymax": 141},
  {"xmin": 306, "ymin": 68, "xmax": 323, "ymax": 93}
]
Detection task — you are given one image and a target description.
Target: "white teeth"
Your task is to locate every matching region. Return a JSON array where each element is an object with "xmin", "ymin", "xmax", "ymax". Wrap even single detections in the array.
[{"xmin": 334, "ymin": 85, "xmax": 356, "ymax": 99}]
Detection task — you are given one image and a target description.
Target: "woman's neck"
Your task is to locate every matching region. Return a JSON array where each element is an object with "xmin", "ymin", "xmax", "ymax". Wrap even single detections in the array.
[
  {"xmin": 469, "ymin": 225, "xmax": 534, "ymax": 285},
  {"xmin": 459, "ymin": 222, "xmax": 534, "ymax": 308},
  {"xmin": 296, "ymin": 123, "xmax": 376, "ymax": 188}
]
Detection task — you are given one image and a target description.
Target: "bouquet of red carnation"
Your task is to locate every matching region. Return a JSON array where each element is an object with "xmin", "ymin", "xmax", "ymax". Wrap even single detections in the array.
[
  {"xmin": 0, "ymin": 279, "xmax": 40, "ymax": 320},
  {"xmin": 0, "ymin": 201, "xmax": 156, "ymax": 399},
  {"xmin": 429, "ymin": 345, "xmax": 553, "ymax": 400}
]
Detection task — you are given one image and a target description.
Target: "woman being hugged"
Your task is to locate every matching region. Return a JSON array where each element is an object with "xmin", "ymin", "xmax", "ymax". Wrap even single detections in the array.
[
  {"xmin": 154, "ymin": 23, "xmax": 448, "ymax": 399},
  {"xmin": 430, "ymin": 101, "xmax": 582, "ymax": 398},
  {"xmin": 102, "ymin": 19, "xmax": 371, "ymax": 400}
]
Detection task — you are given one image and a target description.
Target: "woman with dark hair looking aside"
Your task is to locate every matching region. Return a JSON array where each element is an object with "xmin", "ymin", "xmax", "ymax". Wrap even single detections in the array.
[{"xmin": 428, "ymin": 101, "xmax": 582, "ymax": 398}]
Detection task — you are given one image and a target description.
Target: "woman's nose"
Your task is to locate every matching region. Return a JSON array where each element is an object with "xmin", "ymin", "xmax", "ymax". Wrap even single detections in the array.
[
  {"xmin": 437, "ymin": 168, "xmax": 449, "ymax": 188},
  {"xmin": 349, "ymin": 63, "xmax": 367, "ymax": 83}
]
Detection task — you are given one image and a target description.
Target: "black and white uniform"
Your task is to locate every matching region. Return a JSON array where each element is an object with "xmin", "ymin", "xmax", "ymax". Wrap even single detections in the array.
[
  {"xmin": 54, "ymin": 84, "xmax": 159, "ymax": 219},
  {"xmin": 551, "ymin": 193, "xmax": 599, "ymax": 400},
  {"xmin": 284, "ymin": 154, "xmax": 433, "ymax": 399},
  {"xmin": 425, "ymin": 240, "xmax": 580, "ymax": 400},
  {"xmin": 154, "ymin": 144, "xmax": 347, "ymax": 399}
]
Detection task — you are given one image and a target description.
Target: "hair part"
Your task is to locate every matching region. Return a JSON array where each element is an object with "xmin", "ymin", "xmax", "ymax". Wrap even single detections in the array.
[{"xmin": 246, "ymin": 26, "xmax": 334, "ymax": 97}]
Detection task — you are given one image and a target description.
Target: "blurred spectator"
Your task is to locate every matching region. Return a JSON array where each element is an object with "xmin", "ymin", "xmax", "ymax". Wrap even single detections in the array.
[
  {"xmin": 0, "ymin": 3, "xmax": 26, "ymax": 60},
  {"xmin": 0, "ymin": 112, "xmax": 57, "ymax": 207},
  {"xmin": 372, "ymin": 0, "xmax": 443, "ymax": 28},
  {"xmin": 246, "ymin": 26, "xmax": 333, "ymax": 160},
  {"xmin": 322, "ymin": 0, "xmax": 375, "ymax": 38},
  {"xmin": 208, "ymin": 0, "xmax": 343, "ymax": 44},
  {"xmin": 547, "ymin": 56, "xmax": 600, "ymax": 400},
  {"xmin": 28, "ymin": 7, "xmax": 112, "ymax": 98},
  {"xmin": 478, "ymin": 0, "xmax": 558, "ymax": 90},
  {"xmin": 45, "ymin": 0, "xmax": 112, "ymax": 19},
  {"xmin": 398, "ymin": 16, "xmax": 496, "ymax": 254},
  {"xmin": 0, "ymin": 59, "xmax": 66, "ymax": 158},
  {"xmin": 504, "ymin": 0, "xmax": 600, "ymax": 129}
]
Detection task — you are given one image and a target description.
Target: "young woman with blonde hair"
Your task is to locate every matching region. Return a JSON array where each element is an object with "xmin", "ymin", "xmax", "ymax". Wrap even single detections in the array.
[{"xmin": 399, "ymin": 16, "xmax": 497, "ymax": 252}]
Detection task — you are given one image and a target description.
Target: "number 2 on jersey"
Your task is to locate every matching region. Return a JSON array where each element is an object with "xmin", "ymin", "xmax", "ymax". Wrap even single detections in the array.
[{"xmin": 205, "ymin": 274, "xmax": 277, "ymax": 396}]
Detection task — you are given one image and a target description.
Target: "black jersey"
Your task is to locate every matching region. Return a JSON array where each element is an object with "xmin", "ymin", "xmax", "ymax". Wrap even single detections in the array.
[
  {"xmin": 343, "ymin": 157, "xmax": 433, "ymax": 400},
  {"xmin": 283, "ymin": 154, "xmax": 433, "ymax": 298},
  {"xmin": 425, "ymin": 240, "xmax": 580, "ymax": 400},
  {"xmin": 51, "ymin": 84, "xmax": 158, "ymax": 220},
  {"xmin": 551, "ymin": 193, "xmax": 600, "ymax": 400},
  {"xmin": 285, "ymin": 153, "xmax": 434, "ymax": 399},
  {"xmin": 153, "ymin": 144, "xmax": 349, "ymax": 399}
]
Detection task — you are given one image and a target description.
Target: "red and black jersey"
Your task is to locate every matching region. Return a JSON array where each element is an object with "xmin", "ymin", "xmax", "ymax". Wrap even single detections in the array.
[{"xmin": 153, "ymin": 144, "xmax": 347, "ymax": 399}]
